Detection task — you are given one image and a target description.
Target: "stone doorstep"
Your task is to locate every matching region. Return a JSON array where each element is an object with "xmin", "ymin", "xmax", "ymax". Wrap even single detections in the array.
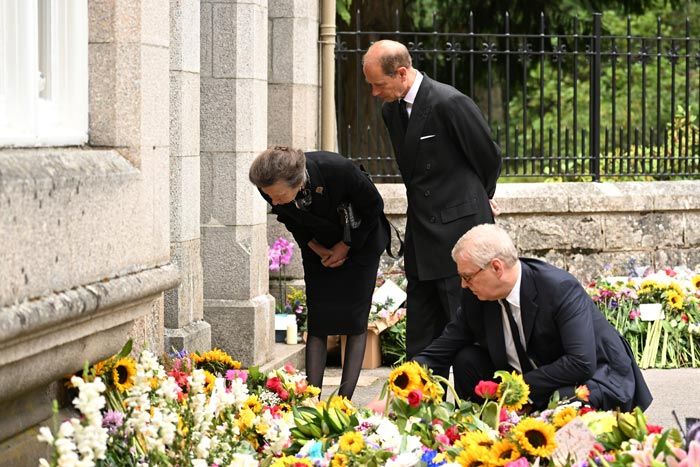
[{"xmin": 259, "ymin": 342, "xmax": 305, "ymax": 374}]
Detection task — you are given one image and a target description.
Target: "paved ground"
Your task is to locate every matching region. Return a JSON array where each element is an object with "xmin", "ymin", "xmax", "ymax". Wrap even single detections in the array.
[{"xmin": 321, "ymin": 365, "xmax": 700, "ymax": 431}]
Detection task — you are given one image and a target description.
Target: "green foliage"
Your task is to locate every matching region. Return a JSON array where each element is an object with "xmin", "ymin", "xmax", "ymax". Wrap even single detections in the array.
[{"xmin": 380, "ymin": 316, "xmax": 406, "ymax": 365}]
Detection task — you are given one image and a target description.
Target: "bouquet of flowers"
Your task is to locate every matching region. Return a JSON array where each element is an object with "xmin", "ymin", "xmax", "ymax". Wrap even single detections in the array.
[
  {"xmin": 269, "ymin": 236, "xmax": 295, "ymax": 314},
  {"xmin": 587, "ymin": 266, "xmax": 700, "ymax": 368}
]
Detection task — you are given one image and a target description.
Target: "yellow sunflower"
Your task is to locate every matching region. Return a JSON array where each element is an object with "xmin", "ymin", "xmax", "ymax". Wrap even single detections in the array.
[
  {"xmin": 338, "ymin": 431, "xmax": 365, "ymax": 454},
  {"xmin": 512, "ymin": 418, "xmax": 557, "ymax": 458},
  {"xmin": 488, "ymin": 439, "xmax": 521, "ymax": 466},
  {"xmin": 236, "ymin": 408, "xmax": 256, "ymax": 431},
  {"xmin": 191, "ymin": 348, "xmax": 241, "ymax": 374},
  {"xmin": 111, "ymin": 357, "xmax": 136, "ymax": 393},
  {"xmin": 454, "ymin": 448, "xmax": 490, "ymax": 467},
  {"xmin": 552, "ymin": 406, "xmax": 577, "ymax": 428},
  {"xmin": 691, "ymin": 274, "xmax": 700, "ymax": 290},
  {"xmin": 243, "ymin": 395, "xmax": 262, "ymax": 413},
  {"xmin": 496, "ymin": 371, "xmax": 530, "ymax": 411},
  {"xmin": 388, "ymin": 361, "xmax": 428, "ymax": 399},
  {"xmin": 330, "ymin": 453, "xmax": 350, "ymax": 467},
  {"xmin": 92, "ymin": 358, "xmax": 112, "ymax": 377},
  {"xmin": 665, "ymin": 290, "xmax": 684, "ymax": 310},
  {"xmin": 454, "ymin": 431, "xmax": 494, "ymax": 450},
  {"xmin": 202, "ymin": 370, "xmax": 216, "ymax": 394}
]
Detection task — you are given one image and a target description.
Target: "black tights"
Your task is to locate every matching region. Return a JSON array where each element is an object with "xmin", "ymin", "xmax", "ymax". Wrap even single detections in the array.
[{"xmin": 305, "ymin": 331, "xmax": 368, "ymax": 400}]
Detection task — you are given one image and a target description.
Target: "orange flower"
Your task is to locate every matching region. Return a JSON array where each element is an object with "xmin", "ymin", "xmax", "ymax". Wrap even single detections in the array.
[{"xmin": 575, "ymin": 384, "xmax": 590, "ymax": 402}]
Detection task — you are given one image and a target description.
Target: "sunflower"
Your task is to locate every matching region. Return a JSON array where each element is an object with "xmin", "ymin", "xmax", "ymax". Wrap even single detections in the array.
[
  {"xmin": 236, "ymin": 408, "xmax": 256, "ymax": 431},
  {"xmin": 495, "ymin": 371, "xmax": 530, "ymax": 411},
  {"xmin": 338, "ymin": 431, "xmax": 365, "ymax": 454},
  {"xmin": 665, "ymin": 290, "xmax": 684, "ymax": 310},
  {"xmin": 454, "ymin": 431, "xmax": 494, "ymax": 451},
  {"xmin": 488, "ymin": 439, "xmax": 521, "ymax": 466},
  {"xmin": 552, "ymin": 406, "xmax": 577, "ymax": 428},
  {"xmin": 330, "ymin": 453, "xmax": 350, "ymax": 467},
  {"xmin": 328, "ymin": 395, "xmax": 356, "ymax": 415},
  {"xmin": 202, "ymin": 370, "xmax": 216, "ymax": 394},
  {"xmin": 111, "ymin": 357, "xmax": 136, "ymax": 393},
  {"xmin": 271, "ymin": 455, "xmax": 313, "ymax": 466},
  {"xmin": 191, "ymin": 348, "xmax": 241, "ymax": 375},
  {"xmin": 388, "ymin": 361, "xmax": 429, "ymax": 399},
  {"xmin": 92, "ymin": 358, "xmax": 112, "ymax": 377},
  {"xmin": 243, "ymin": 395, "xmax": 262, "ymax": 413},
  {"xmin": 692, "ymin": 274, "xmax": 700, "ymax": 290},
  {"xmin": 454, "ymin": 448, "xmax": 490, "ymax": 467},
  {"xmin": 512, "ymin": 418, "xmax": 557, "ymax": 458}
]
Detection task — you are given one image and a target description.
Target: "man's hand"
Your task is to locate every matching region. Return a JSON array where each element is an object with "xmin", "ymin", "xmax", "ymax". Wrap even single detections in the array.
[
  {"xmin": 308, "ymin": 239, "xmax": 332, "ymax": 263},
  {"xmin": 321, "ymin": 241, "xmax": 350, "ymax": 268},
  {"xmin": 489, "ymin": 199, "xmax": 501, "ymax": 217}
]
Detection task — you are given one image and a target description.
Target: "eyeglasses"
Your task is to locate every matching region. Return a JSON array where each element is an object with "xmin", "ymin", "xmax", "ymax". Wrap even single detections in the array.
[{"xmin": 460, "ymin": 267, "xmax": 485, "ymax": 284}]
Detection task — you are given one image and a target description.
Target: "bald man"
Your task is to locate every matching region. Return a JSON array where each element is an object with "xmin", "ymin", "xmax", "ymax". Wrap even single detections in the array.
[{"xmin": 362, "ymin": 40, "xmax": 502, "ymax": 367}]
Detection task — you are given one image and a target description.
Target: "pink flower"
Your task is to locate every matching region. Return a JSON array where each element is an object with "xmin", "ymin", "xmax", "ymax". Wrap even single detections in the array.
[
  {"xmin": 474, "ymin": 380, "xmax": 499, "ymax": 400},
  {"xmin": 225, "ymin": 369, "xmax": 248, "ymax": 383},
  {"xmin": 283, "ymin": 362, "xmax": 296, "ymax": 374},
  {"xmin": 407, "ymin": 389, "xmax": 423, "ymax": 407},
  {"xmin": 278, "ymin": 389, "xmax": 290, "ymax": 401},
  {"xmin": 505, "ymin": 458, "xmax": 530, "ymax": 467},
  {"xmin": 266, "ymin": 376, "xmax": 282, "ymax": 392},
  {"xmin": 630, "ymin": 308, "xmax": 641, "ymax": 320}
]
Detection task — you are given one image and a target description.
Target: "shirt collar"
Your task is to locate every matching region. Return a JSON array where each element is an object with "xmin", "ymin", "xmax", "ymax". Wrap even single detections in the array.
[
  {"xmin": 506, "ymin": 260, "xmax": 522, "ymax": 309},
  {"xmin": 402, "ymin": 70, "xmax": 423, "ymax": 105}
]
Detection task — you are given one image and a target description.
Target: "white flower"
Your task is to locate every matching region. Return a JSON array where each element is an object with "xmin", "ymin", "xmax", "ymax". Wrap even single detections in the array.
[
  {"xmin": 385, "ymin": 452, "xmax": 420, "ymax": 466},
  {"xmin": 230, "ymin": 453, "xmax": 260, "ymax": 466}
]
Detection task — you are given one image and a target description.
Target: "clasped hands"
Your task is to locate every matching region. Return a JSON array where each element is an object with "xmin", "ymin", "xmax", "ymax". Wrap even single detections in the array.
[{"xmin": 308, "ymin": 239, "xmax": 349, "ymax": 268}]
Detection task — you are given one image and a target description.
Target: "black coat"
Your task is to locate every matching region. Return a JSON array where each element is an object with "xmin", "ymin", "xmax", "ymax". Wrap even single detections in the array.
[
  {"xmin": 383, "ymin": 74, "xmax": 502, "ymax": 280},
  {"xmin": 261, "ymin": 151, "xmax": 389, "ymax": 335},
  {"xmin": 416, "ymin": 258, "xmax": 653, "ymax": 411}
]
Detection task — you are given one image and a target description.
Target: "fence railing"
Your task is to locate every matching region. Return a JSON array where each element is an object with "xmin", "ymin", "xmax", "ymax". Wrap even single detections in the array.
[{"xmin": 335, "ymin": 11, "xmax": 700, "ymax": 181}]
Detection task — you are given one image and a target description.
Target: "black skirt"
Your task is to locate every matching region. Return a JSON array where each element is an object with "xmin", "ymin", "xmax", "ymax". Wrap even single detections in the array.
[{"xmin": 303, "ymin": 254, "xmax": 380, "ymax": 336}]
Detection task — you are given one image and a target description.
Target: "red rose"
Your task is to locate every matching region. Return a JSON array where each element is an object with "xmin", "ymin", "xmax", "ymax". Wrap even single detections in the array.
[
  {"xmin": 474, "ymin": 380, "xmax": 499, "ymax": 400},
  {"xmin": 445, "ymin": 425, "xmax": 460, "ymax": 443},
  {"xmin": 407, "ymin": 389, "xmax": 423, "ymax": 407},
  {"xmin": 266, "ymin": 376, "xmax": 282, "ymax": 392},
  {"xmin": 647, "ymin": 424, "xmax": 663, "ymax": 434}
]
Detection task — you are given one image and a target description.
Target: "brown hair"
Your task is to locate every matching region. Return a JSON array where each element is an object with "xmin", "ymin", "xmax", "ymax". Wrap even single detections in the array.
[
  {"xmin": 363, "ymin": 40, "xmax": 412, "ymax": 76},
  {"xmin": 249, "ymin": 146, "xmax": 306, "ymax": 188}
]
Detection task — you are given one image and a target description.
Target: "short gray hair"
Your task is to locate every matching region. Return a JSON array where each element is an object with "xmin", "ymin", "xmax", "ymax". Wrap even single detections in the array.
[
  {"xmin": 249, "ymin": 146, "xmax": 306, "ymax": 188},
  {"xmin": 451, "ymin": 224, "xmax": 518, "ymax": 267}
]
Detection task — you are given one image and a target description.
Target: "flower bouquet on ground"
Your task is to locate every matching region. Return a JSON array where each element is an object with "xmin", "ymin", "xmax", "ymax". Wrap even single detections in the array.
[
  {"xmin": 40, "ymin": 342, "xmax": 699, "ymax": 466},
  {"xmin": 269, "ymin": 236, "xmax": 295, "ymax": 314},
  {"xmin": 587, "ymin": 266, "xmax": 700, "ymax": 368}
]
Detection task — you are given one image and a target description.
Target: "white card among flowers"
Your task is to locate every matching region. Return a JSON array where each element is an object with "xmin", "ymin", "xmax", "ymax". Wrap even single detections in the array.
[{"xmin": 372, "ymin": 279, "xmax": 407, "ymax": 316}]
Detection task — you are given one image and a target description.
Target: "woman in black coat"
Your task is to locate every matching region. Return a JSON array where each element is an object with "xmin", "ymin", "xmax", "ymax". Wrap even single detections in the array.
[{"xmin": 249, "ymin": 146, "xmax": 389, "ymax": 399}]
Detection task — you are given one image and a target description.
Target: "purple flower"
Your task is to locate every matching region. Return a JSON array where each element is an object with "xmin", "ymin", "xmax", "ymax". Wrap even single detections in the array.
[{"xmin": 102, "ymin": 410, "xmax": 124, "ymax": 434}]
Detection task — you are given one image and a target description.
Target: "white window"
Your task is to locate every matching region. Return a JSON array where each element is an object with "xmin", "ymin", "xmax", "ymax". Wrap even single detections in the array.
[{"xmin": 0, "ymin": 0, "xmax": 88, "ymax": 147}]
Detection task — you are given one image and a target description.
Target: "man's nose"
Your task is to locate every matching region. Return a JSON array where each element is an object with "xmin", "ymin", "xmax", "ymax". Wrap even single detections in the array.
[{"xmin": 371, "ymin": 86, "xmax": 380, "ymax": 97}]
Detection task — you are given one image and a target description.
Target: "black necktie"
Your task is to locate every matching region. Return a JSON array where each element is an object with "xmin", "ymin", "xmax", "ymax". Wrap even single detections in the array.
[
  {"xmin": 398, "ymin": 99, "xmax": 409, "ymax": 132},
  {"xmin": 502, "ymin": 300, "xmax": 533, "ymax": 373}
]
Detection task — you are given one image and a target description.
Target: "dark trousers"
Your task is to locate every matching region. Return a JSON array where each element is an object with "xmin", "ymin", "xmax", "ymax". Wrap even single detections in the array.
[{"xmin": 405, "ymin": 274, "xmax": 462, "ymax": 377}]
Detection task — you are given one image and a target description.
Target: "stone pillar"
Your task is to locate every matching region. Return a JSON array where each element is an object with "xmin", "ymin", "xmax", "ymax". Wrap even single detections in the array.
[
  {"xmin": 166, "ymin": 0, "xmax": 211, "ymax": 353},
  {"xmin": 268, "ymin": 0, "xmax": 319, "ymax": 149},
  {"xmin": 200, "ymin": 0, "xmax": 274, "ymax": 366}
]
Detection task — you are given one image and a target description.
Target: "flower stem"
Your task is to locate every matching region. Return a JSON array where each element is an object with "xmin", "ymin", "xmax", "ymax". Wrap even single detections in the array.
[{"xmin": 432, "ymin": 374, "xmax": 461, "ymax": 406}]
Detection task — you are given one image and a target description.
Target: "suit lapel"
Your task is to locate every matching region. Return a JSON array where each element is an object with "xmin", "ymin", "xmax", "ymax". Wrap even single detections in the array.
[
  {"xmin": 484, "ymin": 300, "xmax": 510, "ymax": 370},
  {"xmin": 519, "ymin": 262, "xmax": 539, "ymax": 344},
  {"xmin": 398, "ymin": 74, "xmax": 433, "ymax": 182}
]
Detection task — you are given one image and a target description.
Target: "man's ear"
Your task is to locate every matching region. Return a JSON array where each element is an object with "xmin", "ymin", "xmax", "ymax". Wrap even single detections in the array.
[
  {"xmin": 491, "ymin": 258, "xmax": 505, "ymax": 276},
  {"xmin": 396, "ymin": 66, "xmax": 408, "ymax": 80}
]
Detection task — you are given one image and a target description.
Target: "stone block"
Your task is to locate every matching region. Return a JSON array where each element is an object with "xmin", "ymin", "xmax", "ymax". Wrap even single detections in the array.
[
  {"xmin": 141, "ymin": 45, "xmax": 170, "ymax": 148},
  {"xmin": 200, "ymin": 78, "xmax": 237, "ymax": 152},
  {"xmin": 142, "ymin": 0, "xmax": 169, "ymax": 47},
  {"xmin": 141, "ymin": 147, "xmax": 171, "ymax": 262},
  {"xmin": 500, "ymin": 215, "xmax": 570, "ymax": 251},
  {"xmin": 170, "ymin": 0, "xmax": 200, "ymax": 72},
  {"xmin": 603, "ymin": 213, "xmax": 684, "ymax": 250},
  {"xmin": 268, "ymin": 84, "xmax": 318, "ymax": 149},
  {"xmin": 492, "ymin": 182, "xmax": 569, "ymax": 214},
  {"xmin": 170, "ymin": 156, "xmax": 201, "ymax": 241},
  {"xmin": 201, "ymin": 224, "xmax": 269, "ymax": 300},
  {"xmin": 377, "ymin": 183, "xmax": 408, "ymax": 215},
  {"xmin": 165, "ymin": 239, "xmax": 204, "ymax": 327},
  {"xmin": 113, "ymin": 0, "xmax": 140, "ymax": 43},
  {"xmin": 88, "ymin": 0, "xmax": 115, "ymax": 43},
  {"xmin": 653, "ymin": 180, "xmax": 698, "ymax": 211},
  {"xmin": 170, "ymin": 71, "xmax": 201, "ymax": 158},
  {"xmin": 269, "ymin": 0, "xmax": 317, "ymax": 18},
  {"xmin": 213, "ymin": 3, "xmax": 267, "ymax": 80},
  {"xmin": 204, "ymin": 293, "xmax": 275, "ymax": 367},
  {"xmin": 685, "ymin": 212, "xmax": 700, "ymax": 247},
  {"xmin": 234, "ymin": 79, "xmax": 269, "ymax": 151},
  {"xmin": 164, "ymin": 320, "xmax": 212, "ymax": 354},
  {"xmin": 561, "ymin": 251, "xmax": 653, "ymax": 283},
  {"xmin": 200, "ymin": 2, "xmax": 213, "ymax": 77},
  {"xmin": 0, "ymin": 382, "xmax": 61, "ymax": 444},
  {"xmin": 653, "ymin": 249, "xmax": 700, "ymax": 270},
  {"xmin": 567, "ymin": 182, "xmax": 655, "ymax": 213}
]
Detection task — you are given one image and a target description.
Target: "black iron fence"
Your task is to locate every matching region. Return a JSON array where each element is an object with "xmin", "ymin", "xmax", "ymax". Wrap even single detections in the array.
[{"xmin": 335, "ymin": 11, "xmax": 700, "ymax": 181}]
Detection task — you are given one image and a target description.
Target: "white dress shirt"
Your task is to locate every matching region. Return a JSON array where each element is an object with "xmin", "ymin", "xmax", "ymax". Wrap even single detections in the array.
[
  {"xmin": 402, "ymin": 71, "xmax": 423, "ymax": 117},
  {"xmin": 500, "ymin": 261, "xmax": 536, "ymax": 372}
]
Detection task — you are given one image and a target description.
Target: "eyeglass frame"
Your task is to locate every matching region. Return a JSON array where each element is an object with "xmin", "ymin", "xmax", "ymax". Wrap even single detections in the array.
[{"xmin": 459, "ymin": 260, "xmax": 493, "ymax": 284}]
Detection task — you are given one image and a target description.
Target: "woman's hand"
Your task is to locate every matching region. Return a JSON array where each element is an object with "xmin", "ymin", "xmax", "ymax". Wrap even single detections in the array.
[
  {"xmin": 322, "ymin": 241, "xmax": 350, "ymax": 268},
  {"xmin": 308, "ymin": 239, "xmax": 332, "ymax": 263}
]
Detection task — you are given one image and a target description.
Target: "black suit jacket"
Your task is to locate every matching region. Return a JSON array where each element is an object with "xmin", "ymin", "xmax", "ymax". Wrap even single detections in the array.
[
  {"xmin": 261, "ymin": 151, "xmax": 389, "ymax": 266},
  {"xmin": 415, "ymin": 258, "xmax": 653, "ymax": 411},
  {"xmin": 383, "ymin": 74, "xmax": 502, "ymax": 280}
]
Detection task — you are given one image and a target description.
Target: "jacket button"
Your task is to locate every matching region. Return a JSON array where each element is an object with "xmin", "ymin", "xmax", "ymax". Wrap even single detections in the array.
[
  {"xmin": 429, "ymin": 216, "xmax": 436, "ymax": 223},
  {"xmin": 424, "ymin": 190, "xmax": 431, "ymax": 197},
  {"xmin": 426, "ymin": 163, "xmax": 431, "ymax": 170}
]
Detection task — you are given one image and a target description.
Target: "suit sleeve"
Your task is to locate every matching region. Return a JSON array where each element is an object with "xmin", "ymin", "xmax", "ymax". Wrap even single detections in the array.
[
  {"xmin": 414, "ymin": 304, "xmax": 475, "ymax": 375},
  {"xmin": 258, "ymin": 189, "xmax": 314, "ymax": 247},
  {"xmin": 443, "ymin": 94, "xmax": 502, "ymax": 198},
  {"xmin": 523, "ymin": 280, "xmax": 598, "ymax": 407}
]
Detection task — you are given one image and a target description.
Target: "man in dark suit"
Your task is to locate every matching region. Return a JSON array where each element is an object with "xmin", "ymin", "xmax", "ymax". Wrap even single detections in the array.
[
  {"xmin": 415, "ymin": 223, "xmax": 653, "ymax": 411},
  {"xmin": 362, "ymin": 40, "xmax": 502, "ymax": 365}
]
